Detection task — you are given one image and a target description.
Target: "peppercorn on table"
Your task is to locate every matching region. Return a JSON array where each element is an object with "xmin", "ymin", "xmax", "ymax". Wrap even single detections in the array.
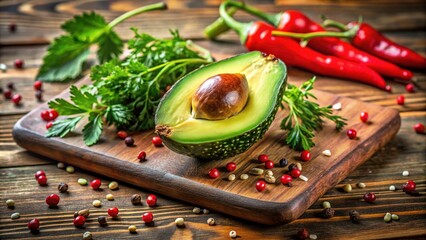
[{"xmin": 1, "ymin": 0, "xmax": 425, "ymax": 239}]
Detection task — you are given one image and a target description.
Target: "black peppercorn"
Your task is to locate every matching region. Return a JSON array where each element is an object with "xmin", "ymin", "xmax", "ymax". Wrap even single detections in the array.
[
  {"xmin": 296, "ymin": 228, "xmax": 309, "ymax": 240},
  {"xmin": 57, "ymin": 182, "xmax": 68, "ymax": 193},
  {"xmin": 35, "ymin": 90, "xmax": 43, "ymax": 102},
  {"xmin": 0, "ymin": 87, "xmax": 3, "ymax": 93},
  {"xmin": 349, "ymin": 210, "xmax": 360, "ymax": 223},
  {"xmin": 124, "ymin": 136, "xmax": 134, "ymax": 147},
  {"xmin": 279, "ymin": 158, "xmax": 288, "ymax": 167},
  {"xmin": 131, "ymin": 194, "xmax": 142, "ymax": 205},
  {"xmin": 322, "ymin": 207, "xmax": 335, "ymax": 218},
  {"xmin": 98, "ymin": 216, "xmax": 107, "ymax": 226},
  {"xmin": 288, "ymin": 163, "xmax": 296, "ymax": 171},
  {"xmin": 9, "ymin": 23, "xmax": 17, "ymax": 32},
  {"xmin": 7, "ymin": 82, "xmax": 14, "ymax": 90}
]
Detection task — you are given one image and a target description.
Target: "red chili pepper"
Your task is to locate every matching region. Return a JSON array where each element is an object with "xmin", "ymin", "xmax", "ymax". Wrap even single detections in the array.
[
  {"xmin": 210, "ymin": 2, "xmax": 413, "ymax": 81},
  {"xmin": 219, "ymin": 2, "xmax": 389, "ymax": 90},
  {"xmin": 317, "ymin": 19, "xmax": 426, "ymax": 70}
]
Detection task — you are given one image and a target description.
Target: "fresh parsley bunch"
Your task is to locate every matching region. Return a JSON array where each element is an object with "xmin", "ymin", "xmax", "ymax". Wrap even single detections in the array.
[
  {"xmin": 37, "ymin": 2, "xmax": 167, "ymax": 82},
  {"xmin": 46, "ymin": 29, "xmax": 213, "ymax": 146},
  {"xmin": 281, "ymin": 77, "xmax": 347, "ymax": 150}
]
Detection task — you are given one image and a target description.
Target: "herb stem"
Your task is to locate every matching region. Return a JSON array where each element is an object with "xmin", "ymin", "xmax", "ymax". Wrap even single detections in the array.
[{"xmin": 108, "ymin": 2, "xmax": 168, "ymax": 29}]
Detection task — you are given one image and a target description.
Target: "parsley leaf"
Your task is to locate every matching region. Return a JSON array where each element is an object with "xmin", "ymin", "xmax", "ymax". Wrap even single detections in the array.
[
  {"xmin": 46, "ymin": 116, "xmax": 83, "ymax": 138},
  {"xmin": 281, "ymin": 77, "xmax": 347, "ymax": 150},
  {"xmin": 83, "ymin": 113, "xmax": 103, "ymax": 146},
  {"xmin": 97, "ymin": 30, "xmax": 123, "ymax": 64},
  {"xmin": 61, "ymin": 12, "xmax": 108, "ymax": 42},
  {"xmin": 36, "ymin": 36, "xmax": 90, "ymax": 82}
]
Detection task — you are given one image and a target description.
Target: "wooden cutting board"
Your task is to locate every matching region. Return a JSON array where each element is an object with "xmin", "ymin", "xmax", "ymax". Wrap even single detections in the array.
[{"xmin": 12, "ymin": 76, "xmax": 400, "ymax": 225}]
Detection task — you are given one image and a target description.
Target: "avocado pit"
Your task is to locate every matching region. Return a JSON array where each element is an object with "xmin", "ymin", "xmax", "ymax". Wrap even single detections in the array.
[{"xmin": 191, "ymin": 73, "xmax": 249, "ymax": 120}]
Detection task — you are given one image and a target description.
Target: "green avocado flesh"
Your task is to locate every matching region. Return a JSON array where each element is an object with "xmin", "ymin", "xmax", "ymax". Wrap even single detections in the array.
[{"xmin": 155, "ymin": 51, "xmax": 287, "ymax": 160}]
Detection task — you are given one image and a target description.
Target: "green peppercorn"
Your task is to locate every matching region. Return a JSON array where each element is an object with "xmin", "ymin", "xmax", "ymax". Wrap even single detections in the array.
[
  {"xmin": 384, "ymin": 212, "xmax": 392, "ymax": 223},
  {"xmin": 78, "ymin": 178, "xmax": 88, "ymax": 186},
  {"xmin": 106, "ymin": 194, "xmax": 114, "ymax": 201},
  {"xmin": 108, "ymin": 181, "xmax": 118, "ymax": 190},
  {"xmin": 128, "ymin": 225, "xmax": 137, "ymax": 233},
  {"xmin": 6, "ymin": 199, "xmax": 15, "ymax": 208},
  {"xmin": 175, "ymin": 217, "xmax": 185, "ymax": 227},
  {"xmin": 66, "ymin": 166, "xmax": 75, "ymax": 173},
  {"xmin": 391, "ymin": 214, "xmax": 399, "ymax": 221},
  {"xmin": 82, "ymin": 231, "xmax": 92, "ymax": 240},
  {"xmin": 10, "ymin": 212, "xmax": 20, "ymax": 219},
  {"xmin": 322, "ymin": 201, "xmax": 331, "ymax": 209}
]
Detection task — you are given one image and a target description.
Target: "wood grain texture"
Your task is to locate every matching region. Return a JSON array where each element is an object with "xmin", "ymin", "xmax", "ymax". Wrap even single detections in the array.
[{"xmin": 12, "ymin": 73, "xmax": 401, "ymax": 224}]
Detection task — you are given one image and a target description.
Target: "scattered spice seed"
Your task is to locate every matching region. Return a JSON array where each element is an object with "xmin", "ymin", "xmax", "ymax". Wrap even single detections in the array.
[
  {"xmin": 90, "ymin": 179, "xmax": 102, "ymax": 190},
  {"xmin": 77, "ymin": 209, "xmax": 90, "ymax": 218},
  {"xmin": 226, "ymin": 162, "xmax": 237, "ymax": 172},
  {"xmin": 309, "ymin": 234, "xmax": 318, "ymax": 240},
  {"xmin": 299, "ymin": 175, "xmax": 308, "ymax": 182},
  {"xmin": 78, "ymin": 178, "xmax": 88, "ymax": 186},
  {"xmin": 207, "ymin": 217, "xmax": 215, "ymax": 226},
  {"xmin": 322, "ymin": 201, "xmax": 331, "ymax": 209},
  {"xmin": 14, "ymin": 59, "xmax": 24, "ymax": 69},
  {"xmin": 98, "ymin": 216, "xmax": 107, "ymax": 226},
  {"xmin": 322, "ymin": 149, "xmax": 331, "ymax": 157},
  {"xmin": 363, "ymin": 192, "xmax": 376, "ymax": 203},
  {"xmin": 279, "ymin": 158, "xmax": 288, "ymax": 167},
  {"xmin": 128, "ymin": 225, "xmax": 137, "ymax": 233},
  {"xmin": 389, "ymin": 185, "xmax": 396, "ymax": 191},
  {"xmin": 300, "ymin": 150, "xmax": 311, "ymax": 161},
  {"xmin": 297, "ymin": 228, "xmax": 309, "ymax": 240},
  {"xmin": 265, "ymin": 175, "xmax": 276, "ymax": 184},
  {"xmin": 193, "ymin": 207, "xmax": 201, "ymax": 214},
  {"xmin": 57, "ymin": 162, "xmax": 65, "ymax": 169},
  {"xmin": 108, "ymin": 207, "xmax": 119, "ymax": 217},
  {"xmin": 12, "ymin": 94, "xmax": 22, "ymax": 105},
  {"xmin": 402, "ymin": 180, "xmax": 416, "ymax": 193},
  {"xmin": 66, "ymin": 166, "xmax": 75, "ymax": 173},
  {"xmin": 35, "ymin": 90, "xmax": 43, "ymax": 101},
  {"xmin": 413, "ymin": 123, "xmax": 425, "ymax": 134},
  {"xmin": 152, "ymin": 136, "xmax": 163, "ymax": 147},
  {"xmin": 357, "ymin": 182, "xmax": 366, "ymax": 188},
  {"xmin": 146, "ymin": 194, "xmax": 157, "ymax": 207},
  {"xmin": 137, "ymin": 151, "xmax": 147, "ymax": 161},
  {"xmin": 240, "ymin": 174, "xmax": 249, "ymax": 180},
  {"xmin": 396, "ymin": 95, "xmax": 405, "ymax": 105},
  {"xmin": 228, "ymin": 174, "xmax": 236, "ymax": 181},
  {"xmin": 58, "ymin": 183, "xmax": 68, "ymax": 193},
  {"xmin": 0, "ymin": 63, "xmax": 7, "ymax": 72},
  {"xmin": 332, "ymin": 102, "xmax": 341, "ymax": 110},
  {"xmin": 322, "ymin": 208, "xmax": 335, "ymax": 218},
  {"xmin": 142, "ymin": 212, "xmax": 153, "ymax": 223},
  {"xmin": 6, "ymin": 199, "xmax": 15, "ymax": 208},
  {"xmin": 35, "ymin": 170, "xmax": 45, "ymax": 179},
  {"xmin": 229, "ymin": 230, "xmax": 237, "ymax": 238},
  {"xmin": 347, "ymin": 129, "xmax": 357, "ymax": 139},
  {"xmin": 92, "ymin": 200, "xmax": 102, "ymax": 207},
  {"xmin": 343, "ymin": 184, "xmax": 352, "ymax": 193},
  {"xmin": 280, "ymin": 174, "xmax": 293, "ymax": 185},
  {"xmin": 48, "ymin": 109, "xmax": 59, "ymax": 120},
  {"xmin": 124, "ymin": 136, "xmax": 134, "ymax": 147},
  {"xmin": 391, "ymin": 214, "xmax": 399, "ymax": 221},
  {"xmin": 203, "ymin": 209, "xmax": 210, "ymax": 214},
  {"xmin": 209, "ymin": 168, "xmax": 220, "ymax": 179},
  {"xmin": 11, "ymin": 212, "xmax": 20, "ymax": 219},
  {"xmin": 290, "ymin": 168, "xmax": 301, "ymax": 178},
  {"xmin": 131, "ymin": 194, "xmax": 142, "ymax": 205},
  {"xmin": 7, "ymin": 82, "xmax": 14, "ymax": 89},
  {"xmin": 265, "ymin": 170, "xmax": 273, "ymax": 176},
  {"xmin": 288, "ymin": 163, "xmax": 296, "ymax": 171},
  {"xmin": 265, "ymin": 160, "xmax": 274, "ymax": 169},
  {"xmin": 249, "ymin": 167, "xmax": 264, "ymax": 176},
  {"xmin": 360, "ymin": 112, "xmax": 369, "ymax": 123},
  {"xmin": 34, "ymin": 80, "xmax": 42, "ymax": 90},
  {"xmin": 175, "ymin": 217, "xmax": 185, "ymax": 227},
  {"xmin": 384, "ymin": 212, "xmax": 392, "ymax": 223},
  {"xmin": 258, "ymin": 154, "xmax": 269, "ymax": 163},
  {"xmin": 4, "ymin": 89, "xmax": 12, "ymax": 99},
  {"xmin": 106, "ymin": 194, "xmax": 114, "ymax": 201},
  {"xmin": 349, "ymin": 210, "xmax": 360, "ymax": 223},
  {"xmin": 296, "ymin": 162, "xmax": 302, "ymax": 171},
  {"xmin": 256, "ymin": 180, "xmax": 266, "ymax": 192},
  {"xmin": 73, "ymin": 215, "xmax": 86, "ymax": 228},
  {"xmin": 82, "ymin": 231, "xmax": 93, "ymax": 240},
  {"xmin": 41, "ymin": 110, "xmax": 51, "ymax": 121},
  {"xmin": 402, "ymin": 170, "xmax": 409, "ymax": 176},
  {"xmin": 117, "ymin": 130, "xmax": 128, "ymax": 139},
  {"xmin": 37, "ymin": 175, "xmax": 48, "ymax": 185},
  {"xmin": 28, "ymin": 218, "xmax": 40, "ymax": 231},
  {"xmin": 108, "ymin": 181, "xmax": 119, "ymax": 190},
  {"xmin": 405, "ymin": 83, "xmax": 415, "ymax": 93}
]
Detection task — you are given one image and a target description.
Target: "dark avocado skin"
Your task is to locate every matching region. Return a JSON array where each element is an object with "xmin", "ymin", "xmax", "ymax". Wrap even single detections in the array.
[{"xmin": 155, "ymin": 52, "xmax": 287, "ymax": 160}]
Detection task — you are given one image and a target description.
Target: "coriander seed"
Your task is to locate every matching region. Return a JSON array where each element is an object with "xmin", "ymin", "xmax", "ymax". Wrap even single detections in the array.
[
  {"xmin": 240, "ymin": 174, "xmax": 249, "ymax": 180},
  {"xmin": 384, "ymin": 212, "xmax": 392, "ymax": 222},
  {"xmin": 106, "ymin": 194, "xmax": 114, "ymax": 201},
  {"xmin": 66, "ymin": 166, "xmax": 75, "ymax": 173},
  {"xmin": 78, "ymin": 178, "xmax": 88, "ymax": 185},
  {"xmin": 228, "ymin": 174, "xmax": 236, "ymax": 181},
  {"xmin": 6, "ymin": 199, "xmax": 15, "ymax": 208},
  {"xmin": 391, "ymin": 214, "xmax": 399, "ymax": 221},
  {"xmin": 193, "ymin": 207, "xmax": 201, "ymax": 214},
  {"xmin": 402, "ymin": 170, "xmax": 409, "ymax": 176},
  {"xmin": 108, "ymin": 181, "xmax": 118, "ymax": 190},
  {"xmin": 357, "ymin": 182, "xmax": 366, "ymax": 188},
  {"xmin": 322, "ymin": 201, "xmax": 331, "ymax": 209},
  {"xmin": 83, "ymin": 231, "xmax": 92, "ymax": 240},
  {"xmin": 229, "ymin": 230, "xmax": 237, "ymax": 238},
  {"xmin": 389, "ymin": 185, "xmax": 396, "ymax": 191},
  {"xmin": 343, "ymin": 184, "xmax": 352, "ymax": 193},
  {"xmin": 264, "ymin": 169, "xmax": 274, "ymax": 176},
  {"xmin": 265, "ymin": 175, "xmax": 276, "ymax": 184},
  {"xmin": 175, "ymin": 217, "xmax": 185, "ymax": 227},
  {"xmin": 203, "ymin": 209, "xmax": 210, "ymax": 214},
  {"xmin": 58, "ymin": 182, "xmax": 68, "ymax": 193},
  {"xmin": 128, "ymin": 225, "xmax": 137, "ymax": 233},
  {"xmin": 98, "ymin": 216, "xmax": 107, "ymax": 226},
  {"xmin": 57, "ymin": 162, "xmax": 65, "ymax": 169},
  {"xmin": 92, "ymin": 200, "xmax": 102, "ymax": 207},
  {"xmin": 207, "ymin": 217, "xmax": 215, "ymax": 226},
  {"xmin": 11, "ymin": 212, "xmax": 20, "ymax": 219},
  {"xmin": 131, "ymin": 194, "xmax": 142, "ymax": 205},
  {"xmin": 310, "ymin": 234, "xmax": 318, "ymax": 240}
]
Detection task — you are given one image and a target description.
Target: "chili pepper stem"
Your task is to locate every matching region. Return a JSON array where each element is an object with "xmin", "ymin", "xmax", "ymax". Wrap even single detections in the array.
[
  {"xmin": 219, "ymin": 1, "xmax": 253, "ymax": 44},
  {"xmin": 204, "ymin": 6, "xmax": 237, "ymax": 39},
  {"xmin": 271, "ymin": 25, "xmax": 359, "ymax": 43},
  {"xmin": 322, "ymin": 19, "xmax": 349, "ymax": 31},
  {"xmin": 108, "ymin": 2, "xmax": 168, "ymax": 29}
]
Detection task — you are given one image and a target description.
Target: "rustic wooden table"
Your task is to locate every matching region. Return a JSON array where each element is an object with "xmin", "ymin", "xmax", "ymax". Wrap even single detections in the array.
[{"xmin": 1, "ymin": 0, "xmax": 425, "ymax": 239}]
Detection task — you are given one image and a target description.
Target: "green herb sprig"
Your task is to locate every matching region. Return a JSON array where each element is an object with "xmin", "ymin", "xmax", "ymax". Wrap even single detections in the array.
[
  {"xmin": 46, "ymin": 29, "xmax": 213, "ymax": 146},
  {"xmin": 37, "ymin": 2, "xmax": 167, "ymax": 82},
  {"xmin": 281, "ymin": 77, "xmax": 347, "ymax": 150}
]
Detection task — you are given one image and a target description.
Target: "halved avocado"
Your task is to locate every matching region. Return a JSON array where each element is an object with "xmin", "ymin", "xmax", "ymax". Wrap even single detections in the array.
[{"xmin": 155, "ymin": 51, "xmax": 287, "ymax": 160}]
